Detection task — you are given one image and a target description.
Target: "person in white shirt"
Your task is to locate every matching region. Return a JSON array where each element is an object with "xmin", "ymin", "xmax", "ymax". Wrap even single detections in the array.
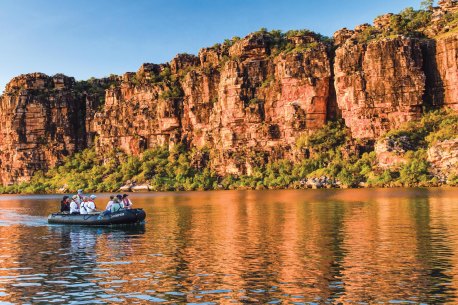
[
  {"xmin": 69, "ymin": 195, "xmax": 80, "ymax": 214},
  {"xmin": 105, "ymin": 195, "xmax": 115, "ymax": 211},
  {"xmin": 86, "ymin": 195, "xmax": 97, "ymax": 213},
  {"xmin": 79, "ymin": 196, "xmax": 89, "ymax": 215}
]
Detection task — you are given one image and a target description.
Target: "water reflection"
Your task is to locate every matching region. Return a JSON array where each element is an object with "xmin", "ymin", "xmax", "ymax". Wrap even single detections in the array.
[{"xmin": 0, "ymin": 189, "xmax": 456, "ymax": 303}]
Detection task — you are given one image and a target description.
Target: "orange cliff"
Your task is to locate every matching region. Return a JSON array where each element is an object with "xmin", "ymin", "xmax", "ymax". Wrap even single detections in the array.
[{"xmin": 0, "ymin": 1, "xmax": 458, "ymax": 186}]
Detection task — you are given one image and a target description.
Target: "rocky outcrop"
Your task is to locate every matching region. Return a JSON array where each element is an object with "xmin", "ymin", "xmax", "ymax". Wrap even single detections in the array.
[
  {"xmin": 91, "ymin": 32, "xmax": 332, "ymax": 175},
  {"xmin": 423, "ymin": 34, "xmax": 458, "ymax": 110},
  {"xmin": 334, "ymin": 37, "xmax": 425, "ymax": 139},
  {"xmin": 427, "ymin": 139, "xmax": 458, "ymax": 181},
  {"xmin": 374, "ymin": 136, "xmax": 413, "ymax": 168},
  {"xmin": 0, "ymin": 74, "xmax": 86, "ymax": 185},
  {"xmin": 1, "ymin": 3, "xmax": 458, "ymax": 185}
]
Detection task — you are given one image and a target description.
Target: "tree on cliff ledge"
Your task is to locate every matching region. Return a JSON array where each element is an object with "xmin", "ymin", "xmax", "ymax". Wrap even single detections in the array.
[{"xmin": 421, "ymin": 0, "xmax": 434, "ymax": 10}]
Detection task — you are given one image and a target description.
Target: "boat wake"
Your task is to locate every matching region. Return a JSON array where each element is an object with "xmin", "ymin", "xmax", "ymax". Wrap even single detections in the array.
[{"xmin": 0, "ymin": 209, "xmax": 47, "ymax": 227}]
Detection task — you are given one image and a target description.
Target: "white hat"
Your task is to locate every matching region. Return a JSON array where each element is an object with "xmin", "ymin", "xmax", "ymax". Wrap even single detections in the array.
[{"xmin": 90, "ymin": 195, "xmax": 97, "ymax": 200}]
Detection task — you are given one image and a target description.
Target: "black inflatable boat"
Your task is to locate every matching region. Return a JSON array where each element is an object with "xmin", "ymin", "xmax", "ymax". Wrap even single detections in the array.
[{"xmin": 48, "ymin": 208, "xmax": 146, "ymax": 226}]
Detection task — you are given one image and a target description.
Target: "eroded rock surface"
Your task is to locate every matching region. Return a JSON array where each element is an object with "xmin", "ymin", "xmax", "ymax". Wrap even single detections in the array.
[
  {"xmin": 427, "ymin": 139, "xmax": 458, "ymax": 181},
  {"xmin": 0, "ymin": 74, "xmax": 86, "ymax": 185},
  {"xmin": 334, "ymin": 37, "xmax": 425, "ymax": 139},
  {"xmin": 91, "ymin": 32, "xmax": 332, "ymax": 175},
  {"xmin": 1, "ymin": 4, "xmax": 458, "ymax": 185}
]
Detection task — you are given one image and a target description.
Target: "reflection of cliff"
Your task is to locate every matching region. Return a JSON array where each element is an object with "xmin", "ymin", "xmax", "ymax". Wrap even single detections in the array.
[
  {"xmin": 2, "ymin": 190, "xmax": 458, "ymax": 303},
  {"xmin": 426, "ymin": 195, "xmax": 458, "ymax": 303},
  {"xmin": 1, "ymin": 2, "xmax": 458, "ymax": 185}
]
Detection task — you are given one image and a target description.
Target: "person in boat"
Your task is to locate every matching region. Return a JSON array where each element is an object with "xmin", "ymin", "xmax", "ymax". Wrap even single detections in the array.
[
  {"xmin": 110, "ymin": 197, "xmax": 124, "ymax": 213},
  {"xmin": 80, "ymin": 196, "xmax": 90, "ymax": 215},
  {"xmin": 75, "ymin": 189, "xmax": 84, "ymax": 205},
  {"xmin": 122, "ymin": 194, "xmax": 133, "ymax": 209},
  {"xmin": 60, "ymin": 196, "xmax": 70, "ymax": 213},
  {"xmin": 69, "ymin": 195, "xmax": 80, "ymax": 214},
  {"xmin": 105, "ymin": 195, "xmax": 115, "ymax": 211},
  {"xmin": 86, "ymin": 195, "xmax": 97, "ymax": 213}
]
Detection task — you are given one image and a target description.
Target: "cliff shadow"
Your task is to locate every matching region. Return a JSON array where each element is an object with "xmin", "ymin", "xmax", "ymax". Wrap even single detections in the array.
[
  {"xmin": 421, "ymin": 40, "xmax": 445, "ymax": 111},
  {"xmin": 327, "ymin": 45, "xmax": 341, "ymax": 120}
]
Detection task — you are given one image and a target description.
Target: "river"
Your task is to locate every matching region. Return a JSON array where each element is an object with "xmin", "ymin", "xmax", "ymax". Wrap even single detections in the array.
[{"xmin": 0, "ymin": 188, "xmax": 457, "ymax": 304}]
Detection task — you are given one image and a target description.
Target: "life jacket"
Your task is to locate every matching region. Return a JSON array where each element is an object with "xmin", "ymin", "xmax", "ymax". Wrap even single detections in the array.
[
  {"xmin": 111, "ymin": 202, "xmax": 123, "ymax": 213},
  {"xmin": 60, "ymin": 201, "xmax": 69, "ymax": 212},
  {"xmin": 123, "ymin": 198, "xmax": 131, "ymax": 207},
  {"xmin": 80, "ymin": 202, "xmax": 88, "ymax": 214}
]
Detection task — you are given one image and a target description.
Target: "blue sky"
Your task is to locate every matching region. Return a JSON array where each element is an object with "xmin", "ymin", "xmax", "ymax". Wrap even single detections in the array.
[{"xmin": 0, "ymin": 0, "xmax": 422, "ymax": 92}]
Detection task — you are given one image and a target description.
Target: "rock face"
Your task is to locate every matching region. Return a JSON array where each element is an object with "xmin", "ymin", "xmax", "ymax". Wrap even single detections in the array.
[
  {"xmin": 0, "ymin": 74, "xmax": 86, "ymax": 185},
  {"xmin": 374, "ymin": 136, "xmax": 413, "ymax": 168},
  {"xmin": 334, "ymin": 37, "xmax": 426, "ymax": 139},
  {"xmin": 1, "ymin": 6, "xmax": 458, "ymax": 185},
  {"xmin": 424, "ymin": 34, "xmax": 458, "ymax": 110},
  {"xmin": 427, "ymin": 139, "xmax": 458, "ymax": 181},
  {"xmin": 92, "ymin": 32, "xmax": 332, "ymax": 175}
]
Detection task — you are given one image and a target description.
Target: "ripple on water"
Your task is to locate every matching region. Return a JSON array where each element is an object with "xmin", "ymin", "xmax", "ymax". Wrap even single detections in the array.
[
  {"xmin": 0, "ymin": 190, "xmax": 458, "ymax": 304},
  {"xmin": 165, "ymin": 291, "xmax": 186, "ymax": 296},
  {"xmin": 11, "ymin": 283, "xmax": 42, "ymax": 287},
  {"xmin": 126, "ymin": 294, "xmax": 167, "ymax": 302},
  {"xmin": 198, "ymin": 289, "xmax": 232, "ymax": 295}
]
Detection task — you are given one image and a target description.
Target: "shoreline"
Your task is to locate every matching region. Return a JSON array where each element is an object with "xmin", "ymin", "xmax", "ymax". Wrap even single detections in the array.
[{"xmin": 1, "ymin": 184, "xmax": 456, "ymax": 196}]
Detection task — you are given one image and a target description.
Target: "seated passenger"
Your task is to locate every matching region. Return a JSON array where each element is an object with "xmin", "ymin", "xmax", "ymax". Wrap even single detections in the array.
[
  {"xmin": 80, "ymin": 196, "xmax": 90, "ymax": 215},
  {"xmin": 86, "ymin": 195, "xmax": 97, "ymax": 213},
  {"xmin": 122, "ymin": 194, "xmax": 133, "ymax": 209},
  {"xmin": 75, "ymin": 189, "xmax": 84, "ymax": 205},
  {"xmin": 60, "ymin": 196, "xmax": 70, "ymax": 213},
  {"xmin": 110, "ymin": 198, "xmax": 124, "ymax": 213},
  {"xmin": 105, "ymin": 195, "xmax": 115, "ymax": 211},
  {"xmin": 69, "ymin": 195, "xmax": 80, "ymax": 214}
]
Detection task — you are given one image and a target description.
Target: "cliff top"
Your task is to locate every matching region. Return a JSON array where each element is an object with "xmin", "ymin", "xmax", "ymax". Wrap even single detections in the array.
[
  {"xmin": 3, "ymin": 1, "xmax": 458, "ymax": 92},
  {"xmin": 334, "ymin": 0, "xmax": 458, "ymax": 45}
]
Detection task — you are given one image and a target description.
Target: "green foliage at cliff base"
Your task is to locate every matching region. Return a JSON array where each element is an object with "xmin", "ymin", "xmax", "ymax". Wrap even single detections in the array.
[{"xmin": 0, "ymin": 110, "xmax": 456, "ymax": 194}]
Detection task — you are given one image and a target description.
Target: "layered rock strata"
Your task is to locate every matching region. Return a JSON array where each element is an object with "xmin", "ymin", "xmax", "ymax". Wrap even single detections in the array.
[
  {"xmin": 1, "ymin": 1, "xmax": 458, "ymax": 185},
  {"xmin": 423, "ymin": 34, "xmax": 458, "ymax": 110},
  {"xmin": 92, "ymin": 32, "xmax": 332, "ymax": 175},
  {"xmin": 333, "ymin": 37, "xmax": 426, "ymax": 139},
  {"xmin": 0, "ymin": 74, "xmax": 86, "ymax": 185}
]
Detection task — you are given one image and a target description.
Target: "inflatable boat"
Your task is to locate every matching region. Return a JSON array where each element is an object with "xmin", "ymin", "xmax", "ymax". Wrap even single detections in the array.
[{"xmin": 48, "ymin": 208, "xmax": 146, "ymax": 226}]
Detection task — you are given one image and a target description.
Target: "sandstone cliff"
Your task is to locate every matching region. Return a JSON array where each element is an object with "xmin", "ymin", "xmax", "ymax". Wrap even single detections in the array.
[
  {"xmin": 0, "ymin": 74, "xmax": 86, "ymax": 185},
  {"xmin": 92, "ymin": 31, "xmax": 332, "ymax": 176},
  {"xmin": 333, "ymin": 36, "xmax": 425, "ymax": 140},
  {"xmin": 0, "ymin": 1, "xmax": 457, "ymax": 186}
]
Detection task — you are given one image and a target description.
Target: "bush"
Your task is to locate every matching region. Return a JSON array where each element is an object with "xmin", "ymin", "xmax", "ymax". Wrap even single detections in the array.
[{"xmin": 2, "ymin": 109, "xmax": 456, "ymax": 194}]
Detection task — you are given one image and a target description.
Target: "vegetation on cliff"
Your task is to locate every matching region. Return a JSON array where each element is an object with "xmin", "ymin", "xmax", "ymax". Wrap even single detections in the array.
[
  {"xmin": 1, "ymin": 110, "xmax": 455, "ymax": 194},
  {"xmin": 354, "ymin": 2, "xmax": 458, "ymax": 42},
  {"xmin": 0, "ymin": 1, "xmax": 457, "ymax": 194}
]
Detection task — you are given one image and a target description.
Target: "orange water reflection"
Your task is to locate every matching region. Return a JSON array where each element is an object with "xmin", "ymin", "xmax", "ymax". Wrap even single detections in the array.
[{"xmin": 0, "ymin": 189, "xmax": 457, "ymax": 304}]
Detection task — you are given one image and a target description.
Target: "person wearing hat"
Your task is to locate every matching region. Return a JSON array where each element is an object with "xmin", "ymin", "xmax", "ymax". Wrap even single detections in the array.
[
  {"xmin": 74, "ymin": 189, "xmax": 84, "ymax": 206},
  {"xmin": 86, "ymin": 195, "xmax": 97, "ymax": 213},
  {"xmin": 122, "ymin": 194, "xmax": 133, "ymax": 209},
  {"xmin": 69, "ymin": 195, "xmax": 80, "ymax": 214}
]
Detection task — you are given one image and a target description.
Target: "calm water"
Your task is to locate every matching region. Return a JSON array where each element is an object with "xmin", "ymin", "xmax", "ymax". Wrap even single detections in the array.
[{"xmin": 0, "ymin": 189, "xmax": 457, "ymax": 304}]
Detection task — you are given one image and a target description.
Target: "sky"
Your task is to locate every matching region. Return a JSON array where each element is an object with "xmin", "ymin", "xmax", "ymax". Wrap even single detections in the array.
[{"xmin": 0, "ymin": 0, "xmax": 423, "ymax": 92}]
